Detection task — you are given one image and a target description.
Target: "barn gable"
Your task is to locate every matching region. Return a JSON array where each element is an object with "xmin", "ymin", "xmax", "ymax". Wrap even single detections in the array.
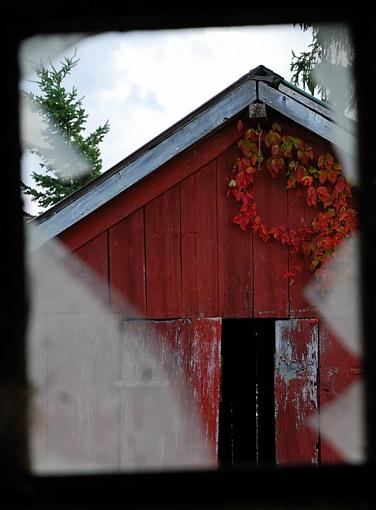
[
  {"xmin": 29, "ymin": 65, "xmax": 361, "ymax": 469},
  {"xmin": 32, "ymin": 65, "xmax": 356, "ymax": 250}
]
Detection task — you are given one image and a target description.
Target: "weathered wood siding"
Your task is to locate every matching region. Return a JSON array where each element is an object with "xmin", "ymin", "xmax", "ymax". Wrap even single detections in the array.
[
  {"xmin": 253, "ymin": 168, "xmax": 289, "ymax": 318},
  {"xmin": 33, "ymin": 315, "xmax": 221, "ymax": 470},
  {"xmin": 275, "ymin": 319, "xmax": 319, "ymax": 466},
  {"xmin": 53, "ymin": 115, "xmax": 356, "ymax": 467},
  {"xmin": 319, "ymin": 322, "xmax": 363, "ymax": 464},
  {"xmin": 59, "ymin": 115, "xmax": 329, "ymax": 320}
]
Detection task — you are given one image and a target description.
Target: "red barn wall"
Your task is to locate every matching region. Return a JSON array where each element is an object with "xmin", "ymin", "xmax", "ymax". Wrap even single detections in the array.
[
  {"xmin": 62, "ymin": 114, "xmax": 325, "ymax": 321},
  {"xmin": 56, "ymin": 113, "xmax": 361, "ymax": 466}
]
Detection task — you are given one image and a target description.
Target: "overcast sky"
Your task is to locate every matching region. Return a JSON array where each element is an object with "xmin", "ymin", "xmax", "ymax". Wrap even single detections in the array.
[{"xmin": 20, "ymin": 25, "xmax": 313, "ymax": 214}]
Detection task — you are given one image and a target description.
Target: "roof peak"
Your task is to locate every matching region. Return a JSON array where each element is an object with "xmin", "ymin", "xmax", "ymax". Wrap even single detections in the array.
[
  {"xmin": 31, "ymin": 64, "xmax": 356, "ymax": 249},
  {"xmin": 250, "ymin": 64, "xmax": 284, "ymax": 78}
]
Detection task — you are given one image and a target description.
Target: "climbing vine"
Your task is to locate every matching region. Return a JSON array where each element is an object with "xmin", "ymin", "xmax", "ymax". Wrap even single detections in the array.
[{"xmin": 227, "ymin": 120, "xmax": 357, "ymax": 281}]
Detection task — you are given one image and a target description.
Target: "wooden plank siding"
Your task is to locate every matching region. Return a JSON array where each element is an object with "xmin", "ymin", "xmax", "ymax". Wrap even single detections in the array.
[
  {"xmin": 58, "ymin": 115, "xmax": 326, "ymax": 321},
  {"xmin": 119, "ymin": 319, "xmax": 192, "ymax": 468},
  {"xmin": 58, "ymin": 121, "xmax": 242, "ymax": 253},
  {"xmin": 189, "ymin": 318, "xmax": 222, "ymax": 458},
  {"xmin": 145, "ymin": 185, "xmax": 183, "ymax": 318},
  {"xmin": 70, "ymin": 231, "xmax": 110, "ymax": 309},
  {"xmin": 253, "ymin": 166, "xmax": 289, "ymax": 318},
  {"xmin": 181, "ymin": 160, "xmax": 218, "ymax": 317},
  {"xmin": 35, "ymin": 92, "xmax": 358, "ymax": 472},
  {"xmin": 274, "ymin": 319, "xmax": 319, "ymax": 466},
  {"xmin": 217, "ymin": 145, "xmax": 253, "ymax": 317},
  {"xmin": 32, "ymin": 311, "xmax": 121, "ymax": 472},
  {"xmin": 287, "ymin": 185, "xmax": 317, "ymax": 318},
  {"xmin": 319, "ymin": 321, "xmax": 363, "ymax": 464},
  {"xmin": 120, "ymin": 318, "xmax": 221, "ymax": 467},
  {"xmin": 109, "ymin": 209, "xmax": 146, "ymax": 317}
]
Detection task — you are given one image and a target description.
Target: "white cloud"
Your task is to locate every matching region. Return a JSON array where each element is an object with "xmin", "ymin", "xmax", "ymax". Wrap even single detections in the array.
[{"xmin": 20, "ymin": 25, "xmax": 313, "ymax": 214}]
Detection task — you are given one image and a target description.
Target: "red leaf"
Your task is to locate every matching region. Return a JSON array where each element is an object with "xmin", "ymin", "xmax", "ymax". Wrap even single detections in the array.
[
  {"xmin": 270, "ymin": 226, "xmax": 285, "ymax": 241},
  {"xmin": 296, "ymin": 164, "xmax": 306, "ymax": 182},
  {"xmin": 324, "ymin": 153, "xmax": 334, "ymax": 170},
  {"xmin": 302, "ymin": 175, "xmax": 313, "ymax": 187},
  {"xmin": 319, "ymin": 170, "xmax": 328, "ymax": 184},
  {"xmin": 335, "ymin": 176, "xmax": 346, "ymax": 194},
  {"xmin": 307, "ymin": 186, "xmax": 317, "ymax": 207},
  {"xmin": 317, "ymin": 186, "xmax": 332, "ymax": 206},
  {"xmin": 328, "ymin": 168, "xmax": 338, "ymax": 183},
  {"xmin": 237, "ymin": 119, "xmax": 244, "ymax": 132}
]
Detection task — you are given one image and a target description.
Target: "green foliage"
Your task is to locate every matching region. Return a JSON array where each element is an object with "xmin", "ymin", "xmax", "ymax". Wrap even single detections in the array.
[
  {"xmin": 290, "ymin": 24, "xmax": 355, "ymax": 106},
  {"xmin": 290, "ymin": 24, "xmax": 323, "ymax": 98},
  {"xmin": 22, "ymin": 53, "xmax": 110, "ymax": 209}
]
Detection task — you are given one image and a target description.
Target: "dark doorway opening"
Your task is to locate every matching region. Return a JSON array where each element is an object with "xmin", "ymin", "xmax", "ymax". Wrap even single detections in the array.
[{"xmin": 218, "ymin": 319, "xmax": 276, "ymax": 468}]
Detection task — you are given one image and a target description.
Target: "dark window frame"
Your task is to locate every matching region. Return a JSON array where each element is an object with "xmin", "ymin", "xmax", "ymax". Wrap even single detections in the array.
[{"xmin": 1, "ymin": 6, "xmax": 374, "ymax": 509}]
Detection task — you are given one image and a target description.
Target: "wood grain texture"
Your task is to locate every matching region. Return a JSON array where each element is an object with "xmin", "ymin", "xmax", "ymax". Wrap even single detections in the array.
[
  {"xmin": 275, "ymin": 319, "xmax": 318, "ymax": 466},
  {"xmin": 319, "ymin": 321, "xmax": 362, "ymax": 464},
  {"xmin": 258, "ymin": 82, "xmax": 356, "ymax": 154},
  {"xmin": 189, "ymin": 318, "xmax": 222, "ymax": 460},
  {"xmin": 69, "ymin": 231, "xmax": 109, "ymax": 310},
  {"xmin": 181, "ymin": 161, "xmax": 218, "ymax": 317},
  {"xmin": 145, "ymin": 186, "xmax": 182, "ymax": 318},
  {"xmin": 109, "ymin": 209, "xmax": 146, "ymax": 317},
  {"xmin": 253, "ymin": 167, "xmax": 289, "ymax": 317},
  {"xmin": 120, "ymin": 320, "xmax": 189, "ymax": 469},
  {"xmin": 154, "ymin": 319, "xmax": 191, "ymax": 382},
  {"xmin": 33, "ymin": 313, "xmax": 121, "ymax": 472},
  {"xmin": 120, "ymin": 319, "xmax": 220, "ymax": 468},
  {"xmin": 217, "ymin": 145, "xmax": 253, "ymax": 317},
  {"xmin": 58, "ymin": 122, "xmax": 242, "ymax": 253},
  {"xmin": 288, "ymin": 186, "xmax": 317, "ymax": 318}
]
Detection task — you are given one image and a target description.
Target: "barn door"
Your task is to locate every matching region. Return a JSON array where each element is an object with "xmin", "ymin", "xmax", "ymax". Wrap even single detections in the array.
[
  {"xmin": 120, "ymin": 318, "xmax": 221, "ymax": 469},
  {"xmin": 218, "ymin": 319, "xmax": 276, "ymax": 467},
  {"xmin": 274, "ymin": 319, "xmax": 319, "ymax": 466}
]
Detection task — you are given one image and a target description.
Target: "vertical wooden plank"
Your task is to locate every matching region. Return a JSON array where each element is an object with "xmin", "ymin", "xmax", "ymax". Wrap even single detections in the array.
[
  {"xmin": 319, "ymin": 321, "xmax": 362, "ymax": 464},
  {"xmin": 58, "ymin": 122, "xmax": 242, "ymax": 254},
  {"xmin": 154, "ymin": 320, "xmax": 191, "ymax": 380},
  {"xmin": 288, "ymin": 186, "xmax": 317, "ymax": 317},
  {"xmin": 253, "ymin": 168, "xmax": 289, "ymax": 317},
  {"xmin": 145, "ymin": 186, "xmax": 182, "ymax": 318},
  {"xmin": 71, "ymin": 231, "xmax": 109, "ymax": 307},
  {"xmin": 275, "ymin": 319, "xmax": 318, "ymax": 465},
  {"xmin": 30, "ymin": 240, "xmax": 121, "ymax": 472},
  {"xmin": 42, "ymin": 313, "xmax": 120, "ymax": 472},
  {"xmin": 120, "ymin": 320, "xmax": 176, "ymax": 469},
  {"xmin": 181, "ymin": 161, "xmax": 218, "ymax": 317},
  {"xmin": 217, "ymin": 146, "xmax": 253, "ymax": 317},
  {"xmin": 189, "ymin": 318, "xmax": 222, "ymax": 460},
  {"xmin": 120, "ymin": 319, "xmax": 214, "ymax": 469},
  {"xmin": 109, "ymin": 209, "xmax": 146, "ymax": 317}
]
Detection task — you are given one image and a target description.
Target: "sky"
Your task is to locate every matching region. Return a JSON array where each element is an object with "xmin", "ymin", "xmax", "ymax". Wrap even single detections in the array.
[{"xmin": 20, "ymin": 25, "xmax": 313, "ymax": 215}]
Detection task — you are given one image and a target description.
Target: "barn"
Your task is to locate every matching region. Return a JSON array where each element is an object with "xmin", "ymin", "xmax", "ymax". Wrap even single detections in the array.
[{"xmin": 31, "ymin": 65, "xmax": 360, "ymax": 471}]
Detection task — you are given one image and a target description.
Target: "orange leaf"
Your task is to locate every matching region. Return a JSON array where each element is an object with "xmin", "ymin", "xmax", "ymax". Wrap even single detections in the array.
[
  {"xmin": 335, "ymin": 176, "xmax": 346, "ymax": 194},
  {"xmin": 307, "ymin": 186, "xmax": 317, "ymax": 207}
]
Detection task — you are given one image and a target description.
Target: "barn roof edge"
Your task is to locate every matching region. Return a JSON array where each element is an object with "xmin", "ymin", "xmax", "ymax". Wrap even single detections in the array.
[{"xmin": 30, "ymin": 65, "xmax": 357, "ymax": 250}]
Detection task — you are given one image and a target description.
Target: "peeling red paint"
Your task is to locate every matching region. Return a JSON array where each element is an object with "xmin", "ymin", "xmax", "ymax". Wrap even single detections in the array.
[{"xmin": 275, "ymin": 319, "xmax": 319, "ymax": 466}]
